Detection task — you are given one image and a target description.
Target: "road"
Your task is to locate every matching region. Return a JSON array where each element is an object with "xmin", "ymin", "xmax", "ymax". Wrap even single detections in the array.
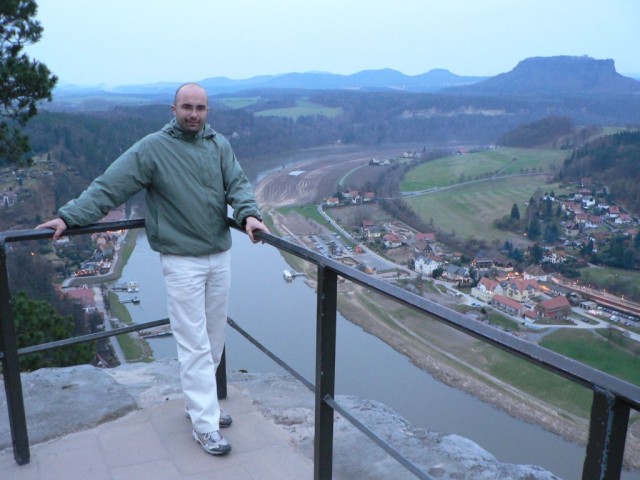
[{"xmin": 92, "ymin": 286, "xmax": 126, "ymax": 365}]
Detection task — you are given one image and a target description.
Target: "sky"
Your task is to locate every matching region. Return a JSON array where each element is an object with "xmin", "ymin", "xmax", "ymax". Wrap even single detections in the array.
[{"xmin": 24, "ymin": 0, "xmax": 640, "ymax": 87}]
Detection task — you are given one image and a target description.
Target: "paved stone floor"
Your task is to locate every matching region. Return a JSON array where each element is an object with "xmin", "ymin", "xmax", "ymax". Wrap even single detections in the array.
[{"xmin": 0, "ymin": 386, "xmax": 313, "ymax": 480}]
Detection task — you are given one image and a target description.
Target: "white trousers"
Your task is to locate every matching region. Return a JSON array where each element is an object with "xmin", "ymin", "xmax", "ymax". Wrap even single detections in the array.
[{"xmin": 160, "ymin": 251, "xmax": 231, "ymax": 433}]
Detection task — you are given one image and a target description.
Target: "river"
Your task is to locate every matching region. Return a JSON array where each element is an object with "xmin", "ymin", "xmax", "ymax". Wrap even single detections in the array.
[{"xmin": 115, "ymin": 230, "xmax": 638, "ymax": 480}]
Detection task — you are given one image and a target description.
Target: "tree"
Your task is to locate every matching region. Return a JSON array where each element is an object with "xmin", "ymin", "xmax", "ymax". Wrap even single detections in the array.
[
  {"xmin": 1, "ymin": 0, "xmax": 57, "ymax": 163},
  {"xmin": 12, "ymin": 292, "xmax": 95, "ymax": 371},
  {"xmin": 529, "ymin": 243, "xmax": 544, "ymax": 264},
  {"xmin": 510, "ymin": 203, "xmax": 520, "ymax": 221},
  {"xmin": 527, "ymin": 216, "xmax": 541, "ymax": 240}
]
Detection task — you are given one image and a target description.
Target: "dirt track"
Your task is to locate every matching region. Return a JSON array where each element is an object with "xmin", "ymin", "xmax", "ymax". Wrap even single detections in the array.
[{"xmin": 255, "ymin": 146, "xmax": 403, "ymax": 207}]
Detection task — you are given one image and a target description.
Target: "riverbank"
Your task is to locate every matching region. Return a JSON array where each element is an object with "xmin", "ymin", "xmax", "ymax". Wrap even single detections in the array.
[{"xmin": 63, "ymin": 226, "xmax": 153, "ymax": 363}]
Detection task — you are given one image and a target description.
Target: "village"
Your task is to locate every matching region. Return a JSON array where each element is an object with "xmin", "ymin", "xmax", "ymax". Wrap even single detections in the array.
[{"xmin": 311, "ymin": 176, "xmax": 640, "ymax": 341}]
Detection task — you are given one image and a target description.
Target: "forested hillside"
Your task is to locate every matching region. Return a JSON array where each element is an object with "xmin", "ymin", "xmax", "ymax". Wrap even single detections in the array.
[
  {"xmin": 497, "ymin": 116, "xmax": 603, "ymax": 148},
  {"xmin": 561, "ymin": 130, "xmax": 640, "ymax": 211},
  {"xmin": 1, "ymin": 82, "xmax": 637, "ymax": 234}
]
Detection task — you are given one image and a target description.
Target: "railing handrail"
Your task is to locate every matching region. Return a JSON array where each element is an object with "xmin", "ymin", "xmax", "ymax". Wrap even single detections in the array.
[{"xmin": 1, "ymin": 218, "xmax": 638, "ymax": 479}]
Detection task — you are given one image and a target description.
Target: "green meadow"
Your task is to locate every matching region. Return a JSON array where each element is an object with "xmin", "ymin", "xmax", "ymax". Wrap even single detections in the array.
[
  {"xmin": 405, "ymin": 175, "xmax": 564, "ymax": 242},
  {"xmin": 401, "ymin": 147, "xmax": 568, "ymax": 242},
  {"xmin": 255, "ymin": 99, "xmax": 343, "ymax": 119},
  {"xmin": 218, "ymin": 96, "xmax": 261, "ymax": 109},
  {"xmin": 402, "ymin": 147, "xmax": 568, "ymax": 191}
]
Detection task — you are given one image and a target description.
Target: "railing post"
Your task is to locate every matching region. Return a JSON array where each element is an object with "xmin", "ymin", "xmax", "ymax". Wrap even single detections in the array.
[
  {"xmin": 314, "ymin": 265, "xmax": 337, "ymax": 480},
  {"xmin": 216, "ymin": 345, "xmax": 227, "ymax": 399},
  {"xmin": 0, "ymin": 243, "xmax": 30, "ymax": 465},
  {"xmin": 582, "ymin": 388, "xmax": 629, "ymax": 480}
]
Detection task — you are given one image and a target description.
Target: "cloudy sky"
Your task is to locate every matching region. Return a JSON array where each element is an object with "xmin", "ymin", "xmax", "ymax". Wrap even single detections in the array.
[{"xmin": 25, "ymin": 0, "xmax": 640, "ymax": 87}]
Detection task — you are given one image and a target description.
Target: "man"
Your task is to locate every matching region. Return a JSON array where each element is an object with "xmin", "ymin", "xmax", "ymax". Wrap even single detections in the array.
[{"xmin": 37, "ymin": 83, "xmax": 269, "ymax": 456}]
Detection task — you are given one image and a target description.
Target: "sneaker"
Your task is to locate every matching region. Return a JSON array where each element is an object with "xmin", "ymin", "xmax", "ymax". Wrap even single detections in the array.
[
  {"xmin": 192, "ymin": 429, "xmax": 231, "ymax": 456},
  {"xmin": 185, "ymin": 407, "xmax": 233, "ymax": 428}
]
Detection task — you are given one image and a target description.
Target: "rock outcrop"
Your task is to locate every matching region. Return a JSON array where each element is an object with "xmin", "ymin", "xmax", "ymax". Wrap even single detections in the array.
[{"xmin": 1, "ymin": 360, "xmax": 559, "ymax": 479}]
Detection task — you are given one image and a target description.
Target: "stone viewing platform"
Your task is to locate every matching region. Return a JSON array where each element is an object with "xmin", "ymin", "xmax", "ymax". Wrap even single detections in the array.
[{"xmin": 0, "ymin": 359, "xmax": 559, "ymax": 479}]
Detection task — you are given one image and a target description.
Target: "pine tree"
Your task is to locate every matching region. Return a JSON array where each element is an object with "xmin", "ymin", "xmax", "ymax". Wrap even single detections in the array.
[
  {"xmin": 510, "ymin": 203, "xmax": 520, "ymax": 220},
  {"xmin": 0, "ymin": 0, "xmax": 57, "ymax": 163}
]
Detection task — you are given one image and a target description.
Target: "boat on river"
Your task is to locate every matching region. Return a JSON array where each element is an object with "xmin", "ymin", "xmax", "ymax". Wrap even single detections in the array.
[
  {"xmin": 283, "ymin": 269, "xmax": 304, "ymax": 282},
  {"xmin": 113, "ymin": 280, "xmax": 140, "ymax": 293}
]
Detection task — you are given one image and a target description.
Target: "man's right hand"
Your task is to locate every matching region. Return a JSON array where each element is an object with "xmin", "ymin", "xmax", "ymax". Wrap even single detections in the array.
[{"xmin": 36, "ymin": 218, "xmax": 68, "ymax": 240}]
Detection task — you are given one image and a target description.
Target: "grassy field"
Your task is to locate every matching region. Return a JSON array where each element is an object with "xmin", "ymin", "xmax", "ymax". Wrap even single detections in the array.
[
  {"xmin": 279, "ymin": 204, "xmax": 327, "ymax": 224},
  {"xmin": 402, "ymin": 147, "xmax": 568, "ymax": 191},
  {"xmin": 578, "ymin": 265, "xmax": 640, "ymax": 299},
  {"xmin": 255, "ymin": 98, "xmax": 343, "ymax": 119},
  {"xmin": 218, "ymin": 96, "xmax": 261, "ymax": 109},
  {"xmin": 404, "ymin": 175, "xmax": 564, "ymax": 243},
  {"xmin": 541, "ymin": 329, "xmax": 640, "ymax": 397},
  {"xmin": 481, "ymin": 343, "xmax": 594, "ymax": 418}
]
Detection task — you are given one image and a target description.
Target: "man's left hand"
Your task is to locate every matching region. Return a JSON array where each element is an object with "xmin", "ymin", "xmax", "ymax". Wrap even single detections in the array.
[{"xmin": 245, "ymin": 216, "xmax": 270, "ymax": 243}]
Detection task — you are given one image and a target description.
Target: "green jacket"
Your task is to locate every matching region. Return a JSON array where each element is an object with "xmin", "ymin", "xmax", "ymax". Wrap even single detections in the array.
[{"xmin": 59, "ymin": 120, "xmax": 262, "ymax": 256}]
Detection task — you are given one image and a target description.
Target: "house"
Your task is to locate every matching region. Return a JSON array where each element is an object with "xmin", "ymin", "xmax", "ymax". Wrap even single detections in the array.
[
  {"xmin": 542, "ymin": 249, "xmax": 567, "ymax": 264},
  {"xmin": 65, "ymin": 287, "xmax": 97, "ymax": 313},
  {"xmin": 581, "ymin": 196, "xmax": 595, "ymax": 209},
  {"xmin": 538, "ymin": 281, "xmax": 572, "ymax": 297},
  {"xmin": 524, "ymin": 264, "xmax": 548, "ymax": 282},
  {"xmin": 342, "ymin": 189, "xmax": 361, "ymax": 204},
  {"xmin": 562, "ymin": 201, "xmax": 583, "ymax": 214},
  {"xmin": 536, "ymin": 296, "xmax": 571, "ymax": 320},
  {"xmin": 492, "ymin": 254, "xmax": 514, "ymax": 274},
  {"xmin": 324, "ymin": 197, "xmax": 340, "ymax": 207},
  {"xmin": 615, "ymin": 213, "xmax": 633, "ymax": 225},
  {"xmin": 414, "ymin": 233, "xmax": 437, "ymax": 254},
  {"xmin": 608, "ymin": 206, "xmax": 621, "ymax": 219},
  {"xmin": 362, "ymin": 219, "xmax": 375, "ymax": 230},
  {"xmin": 500, "ymin": 278, "xmax": 540, "ymax": 302},
  {"xmin": 471, "ymin": 251, "xmax": 493, "ymax": 271},
  {"xmin": 414, "ymin": 254, "xmax": 440, "ymax": 277},
  {"xmin": 491, "ymin": 294, "xmax": 523, "ymax": 317},
  {"xmin": 585, "ymin": 215, "xmax": 604, "ymax": 229},
  {"xmin": 442, "ymin": 264, "xmax": 470, "ymax": 283},
  {"xmin": 564, "ymin": 223, "xmax": 580, "ymax": 237},
  {"xmin": 574, "ymin": 212, "xmax": 589, "ymax": 224},
  {"xmin": 382, "ymin": 233, "xmax": 402, "ymax": 249},
  {"xmin": 362, "ymin": 192, "xmax": 376, "ymax": 203},
  {"xmin": 416, "ymin": 232, "xmax": 436, "ymax": 243},
  {"xmin": 472, "ymin": 277, "xmax": 503, "ymax": 303}
]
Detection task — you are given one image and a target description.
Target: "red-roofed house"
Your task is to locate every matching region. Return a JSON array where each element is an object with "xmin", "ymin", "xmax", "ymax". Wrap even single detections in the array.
[
  {"xmin": 536, "ymin": 296, "xmax": 571, "ymax": 320},
  {"xmin": 65, "ymin": 287, "xmax": 97, "ymax": 313},
  {"xmin": 491, "ymin": 294, "xmax": 523, "ymax": 316},
  {"xmin": 608, "ymin": 206, "xmax": 621, "ymax": 219},
  {"xmin": 383, "ymin": 233, "xmax": 402, "ymax": 249},
  {"xmin": 501, "ymin": 278, "xmax": 541, "ymax": 302},
  {"xmin": 472, "ymin": 277, "xmax": 503, "ymax": 303},
  {"xmin": 416, "ymin": 232, "xmax": 436, "ymax": 243},
  {"xmin": 362, "ymin": 192, "xmax": 376, "ymax": 202}
]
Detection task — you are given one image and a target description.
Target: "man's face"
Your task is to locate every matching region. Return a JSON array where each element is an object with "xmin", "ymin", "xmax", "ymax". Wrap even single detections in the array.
[{"xmin": 172, "ymin": 85, "xmax": 209, "ymax": 134}]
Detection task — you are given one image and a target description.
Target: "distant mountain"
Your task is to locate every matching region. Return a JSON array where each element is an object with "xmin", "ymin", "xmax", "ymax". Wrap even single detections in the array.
[
  {"xmin": 445, "ymin": 56, "xmax": 640, "ymax": 96},
  {"xmin": 66, "ymin": 68, "xmax": 487, "ymax": 97},
  {"xmin": 47, "ymin": 57, "xmax": 640, "ymax": 113},
  {"xmin": 220, "ymin": 68, "xmax": 487, "ymax": 92}
]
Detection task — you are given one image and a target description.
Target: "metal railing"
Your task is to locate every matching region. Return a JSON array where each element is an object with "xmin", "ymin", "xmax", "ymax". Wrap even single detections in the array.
[{"xmin": 1, "ymin": 218, "xmax": 640, "ymax": 479}]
